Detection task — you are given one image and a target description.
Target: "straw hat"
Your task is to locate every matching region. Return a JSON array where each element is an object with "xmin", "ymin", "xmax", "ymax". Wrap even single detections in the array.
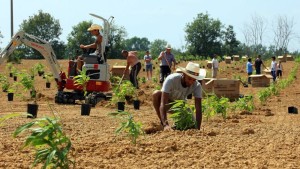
[
  {"xmin": 87, "ymin": 24, "xmax": 102, "ymax": 31},
  {"xmin": 177, "ymin": 62, "xmax": 206, "ymax": 80},
  {"xmin": 165, "ymin": 44, "xmax": 172, "ymax": 49}
]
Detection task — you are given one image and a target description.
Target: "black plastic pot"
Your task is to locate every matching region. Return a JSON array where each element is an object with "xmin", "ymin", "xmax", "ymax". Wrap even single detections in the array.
[
  {"xmin": 187, "ymin": 94, "xmax": 193, "ymax": 99},
  {"xmin": 27, "ymin": 103, "xmax": 38, "ymax": 118},
  {"xmin": 9, "ymin": 73, "xmax": 13, "ymax": 77},
  {"xmin": 143, "ymin": 68, "xmax": 145, "ymax": 72},
  {"xmin": 117, "ymin": 102, "xmax": 125, "ymax": 112},
  {"xmin": 38, "ymin": 71, "xmax": 44, "ymax": 76},
  {"xmin": 13, "ymin": 76, "xmax": 17, "ymax": 81},
  {"xmin": 81, "ymin": 103, "xmax": 91, "ymax": 116},
  {"xmin": 133, "ymin": 100, "xmax": 140, "ymax": 110},
  {"xmin": 8, "ymin": 93, "xmax": 14, "ymax": 101},
  {"xmin": 288, "ymin": 106, "xmax": 298, "ymax": 114},
  {"xmin": 46, "ymin": 82, "xmax": 51, "ymax": 88}
]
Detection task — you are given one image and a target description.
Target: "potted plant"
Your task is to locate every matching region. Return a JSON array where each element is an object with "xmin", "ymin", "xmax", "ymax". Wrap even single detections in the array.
[
  {"xmin": 112, "ymin": 80, "xmax": 135, "ymax": 111},
  {"xmin": 18, "ymin": 72, "xmax": 39, "ymax": 118},
  {"xmin": 34, "ymin": 63, "xmax": 45, "ymax": 76},
  {"xmin": 7, "ymin": 82, "xmax": 18, "ymax": 101},
  {"xmin": 74, "ymin": 67, "xmax": 91, "ymax": 116},
  {"xmin": 5, "ymin": 62, "xmax": 13, "ymax": 77},
  {"xmin": 11, "ymin": 66, "xmax": 19, "ymax": 81},
  {"xmin": 29, "ymin": 66, "xmax": 37, "ymax": 79},
  {"xmin": 44, "ymin": 73, "xmax": 53, "ymax": 88},
  {"xmin": 133, "ymin": 89, "xmax": 140, "ymax": 110}
]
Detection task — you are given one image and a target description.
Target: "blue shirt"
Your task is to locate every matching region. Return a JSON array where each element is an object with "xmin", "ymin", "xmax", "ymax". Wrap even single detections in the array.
[{"xmin": 247, "ymin": 62, "xmax": 253, "ymax": 73}]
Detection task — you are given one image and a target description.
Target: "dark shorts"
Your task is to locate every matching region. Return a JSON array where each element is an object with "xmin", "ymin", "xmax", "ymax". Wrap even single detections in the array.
[{"xmin": 146, "ymin": 64, "xmax": 152, "ymax": 71}]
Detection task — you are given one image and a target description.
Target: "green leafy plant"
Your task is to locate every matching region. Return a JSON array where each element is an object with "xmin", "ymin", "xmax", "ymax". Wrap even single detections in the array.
[
  {"xmin": 0, "ymin": 74, "xmax": 10, "ymax": 91},
  {"xmin": 29, "ymin": 66, "xmax": 37, "ymax": 78},
  {"xmin": 13, "ymin": 115, "xmax": 74, "ymax": 168},
  {"xmin": 74, "ymin": 67, "xmax": 90, "ymax": 97},
  {"xmin": 11, "ymin": 66, "xmax": 19, "ymax": 77},
  {"xmin": 44, "ymin": 73, "xmax": 54, "ymax": 83},
  {"xmin": 169, "ymin": 100, "xmax": 196, "ymax": 130},
  {"xmin": 233, "ymin": 95, "xmax": 254, "ymax": 113},
  {"xmin": 109, "ymin": 111, "xmax": 144, "ymax": 144},
  {"xmin": 141, "ymin": 77, "xmax": 146, "ymax": 84},
  {"xmin": 34, "ymin": 63, "xmax": 45, "ymax": 75},
  {"xmin": 5, "ymin": 62, "xmax": 13, "ymax": 73},
  {"xmin": 7, "ymin": 82, "xmax": 18, "ymax": 93},
  {"xmin": 18, "ymin": 72, "xmax": 36, "ymax": 99},
  {"xmin": 112, "ymin": 80, "xmax": 135, "ymax": 103}
]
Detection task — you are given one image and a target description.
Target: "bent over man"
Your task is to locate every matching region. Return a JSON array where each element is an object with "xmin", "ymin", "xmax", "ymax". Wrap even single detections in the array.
[{"xmin": 152, "ymin": 62, "xmax": 206, "ymax": 131}]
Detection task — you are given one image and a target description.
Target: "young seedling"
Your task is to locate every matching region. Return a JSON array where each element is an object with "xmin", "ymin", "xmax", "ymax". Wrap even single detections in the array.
[
  {"xmin": 169, "ymin": 100, "xmax": 196, "ymax": 130},
  {"xmin": 109, "ymin": 111, "xmax": 144, "ymax": 144},
  {"xmin": 13, "ymin": 115, "xmax": 74, "ymax": 168},
  {"xmin": 74, "ymin": 67, "xmax": 90, "ymax": 98}
]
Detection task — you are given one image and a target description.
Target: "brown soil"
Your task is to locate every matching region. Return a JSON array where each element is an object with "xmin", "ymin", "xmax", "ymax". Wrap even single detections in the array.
[{"xmin": 1, "ymin": 59, "xmax": 300, "ymax": 168}]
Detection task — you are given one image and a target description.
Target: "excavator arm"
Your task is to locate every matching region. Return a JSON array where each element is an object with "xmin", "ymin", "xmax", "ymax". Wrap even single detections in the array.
[{"xmin": 0, "ymin": 31, "xmax": 63, "ymax": 82}]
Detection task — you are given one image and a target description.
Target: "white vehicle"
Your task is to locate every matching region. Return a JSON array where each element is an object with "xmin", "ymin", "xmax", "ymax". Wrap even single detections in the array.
[{"xmin": 0, "ymin": 14, "xmax": 114, "ymax": 106}]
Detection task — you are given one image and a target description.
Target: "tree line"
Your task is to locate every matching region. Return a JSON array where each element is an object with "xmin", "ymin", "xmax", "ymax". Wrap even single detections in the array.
[{"xmin": 0, "ymin": 10, "xmax": 298, "ymax": 61}]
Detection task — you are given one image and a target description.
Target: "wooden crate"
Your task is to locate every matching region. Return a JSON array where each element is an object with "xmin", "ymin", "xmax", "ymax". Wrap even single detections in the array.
[
  {"xmin": 111, "ymin": 66, "xmax": 129, "ymax": 80},
  {"xmin": 250, "ymin": 74, "xmax": 273, "ymax": 87},
  {"xmin": 263, "ymin": 69, "xmax": 271, "ymax": 75}
]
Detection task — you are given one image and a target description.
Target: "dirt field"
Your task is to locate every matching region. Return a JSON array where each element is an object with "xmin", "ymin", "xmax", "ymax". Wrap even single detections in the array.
[{"xmin": 1, "ymin": 58, "xmax": 300, "ymax": 168}]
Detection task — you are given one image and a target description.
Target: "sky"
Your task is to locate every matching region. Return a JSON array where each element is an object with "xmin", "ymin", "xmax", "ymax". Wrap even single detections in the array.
[{"xmin": 0, "ymin": 0, "xmax": 300, "ymax": 52}]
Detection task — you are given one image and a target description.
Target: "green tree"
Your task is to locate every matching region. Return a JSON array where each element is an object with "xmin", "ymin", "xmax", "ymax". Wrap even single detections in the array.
[
  {"xmin": 222, "ymin": 25, "xmax": 240, "ymax": 56},
  {"xmin": 185, "ymin": 12, "xmax": 223, "ymax": 58},
  {"xmin": 124, "ymin": 36, "xmax": 150, "ymax": 51},
  {"xmin": 149, "ymin": 39, "xmax": 168, "ymax": 58},
  {"xmin": 66, "ymin": 20, "xmax": 94, "ymax": 58},
  {"xmin": 17, "ymin": 10, "xmax": 63, "ymax": 59},
  {"xmin": 109, "ymin": 24, "xmax": 127, "ymax": 59}
]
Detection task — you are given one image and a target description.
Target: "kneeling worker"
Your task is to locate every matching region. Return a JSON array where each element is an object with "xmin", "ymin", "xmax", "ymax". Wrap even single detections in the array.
[{"xmin": 152, "ymin": 62, "xmax": 206, "ymax": 131}]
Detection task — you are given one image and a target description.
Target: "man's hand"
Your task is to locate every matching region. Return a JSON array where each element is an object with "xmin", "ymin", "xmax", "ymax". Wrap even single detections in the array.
[
  {"xmin": 163, "ymin": 124, "xmax": 173, "ymax": 131},
  {"xmin": 80, "ymin": 44, "xmax": 85, "ymax": 49}
]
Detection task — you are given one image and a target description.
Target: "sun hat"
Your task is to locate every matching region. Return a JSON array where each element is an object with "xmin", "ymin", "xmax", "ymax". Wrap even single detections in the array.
[
  {"xmin": 87, "ymin": 24, "xmax": 102, "ymax": 31},
  {"xmin": 176, "ymin": 62, "xmax": 206, "ymax": 80},
  {"xmin": 165, "ymin": 44, "xmax": 172, "ymax": 49}
]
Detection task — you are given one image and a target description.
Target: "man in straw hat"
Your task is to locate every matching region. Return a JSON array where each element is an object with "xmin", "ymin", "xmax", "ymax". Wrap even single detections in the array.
[
  {"xmin": 77, "ymin": 24, "xmax": 103, "ymax": 71},
  {"xmin": 158, "ymin": 44, "xmax": 176, "ymax": 84},
  {"xmin": 152, "ymin": 62, "xmax": 206, "ymax": 131}
]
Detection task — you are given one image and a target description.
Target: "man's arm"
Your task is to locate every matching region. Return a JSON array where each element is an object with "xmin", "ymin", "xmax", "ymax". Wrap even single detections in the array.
[
  {"xmin": 158, "ymin": 52, "xmax": 164, "ymax": 60},
  {"xmin": 194, "ymin": 97, "xmax": 202, "ymax": 130},
  {"xmin": 160, "ymin": 92, "xmax": 171, "ymax": 130}
]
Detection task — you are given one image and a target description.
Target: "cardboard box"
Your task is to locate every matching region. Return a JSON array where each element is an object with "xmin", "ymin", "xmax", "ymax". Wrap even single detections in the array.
[
  {"xmin": 263, "ymin": 69, "xmax": 272, "ymax": 75},
  {"xmin": 207, "ymin": 61, "xmax": 212, "ymax": 69},
  {"xmin": 250, "ymin": 74, "xmax": 273, "ymax": 87},
  {"xmin": 233, "ymin": 55, "xmax": 240, "ymax": 61},
  {"xmin": 225, "ymin": 57, "xmax": 231, "ymax": 64},
  {"xmin": 111, "ymin": 65, "xmax": 129, "ymax": 80},
  {"xmin": 201, "ymin": 78, "xmax": 240, "ymax": 100},
  {"xmin": 278, "ymin": 56, "xmax": 286, "ymax": 62},
  {"xmin": 286, "ymin": 55, "xmax": 294, "ymax": 61}
]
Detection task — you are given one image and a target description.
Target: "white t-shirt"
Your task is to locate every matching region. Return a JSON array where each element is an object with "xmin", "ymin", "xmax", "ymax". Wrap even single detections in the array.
[
  {"xmin": 212, "ymin": 58, "xmax": 219, "ymax": 69},
  {"xmin": 161, "ymin": 73, "xmax": 202, "ymax": 100},
  {"xmin": 271, "ymin": 61, "xmax": 277, "ymax": 71}
]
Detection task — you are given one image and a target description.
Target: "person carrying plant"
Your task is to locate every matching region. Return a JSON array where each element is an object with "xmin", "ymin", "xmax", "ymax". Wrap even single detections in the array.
[
  {"xmin": 152, "ymin": 62, "xmax": 206, "ymax": 131},
  {"xmin": 121, "ymin": 50, "xmax": 142, "ymax": 89},
  {"xmin": 254, "ymin": 54, "xmax": 267, "ymax": 74}
]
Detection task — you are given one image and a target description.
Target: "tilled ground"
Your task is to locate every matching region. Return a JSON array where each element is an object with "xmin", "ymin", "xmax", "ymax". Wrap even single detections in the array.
[{"xmin": 1, "ymin": 59, "xmax": 300, "ymax": 168}]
